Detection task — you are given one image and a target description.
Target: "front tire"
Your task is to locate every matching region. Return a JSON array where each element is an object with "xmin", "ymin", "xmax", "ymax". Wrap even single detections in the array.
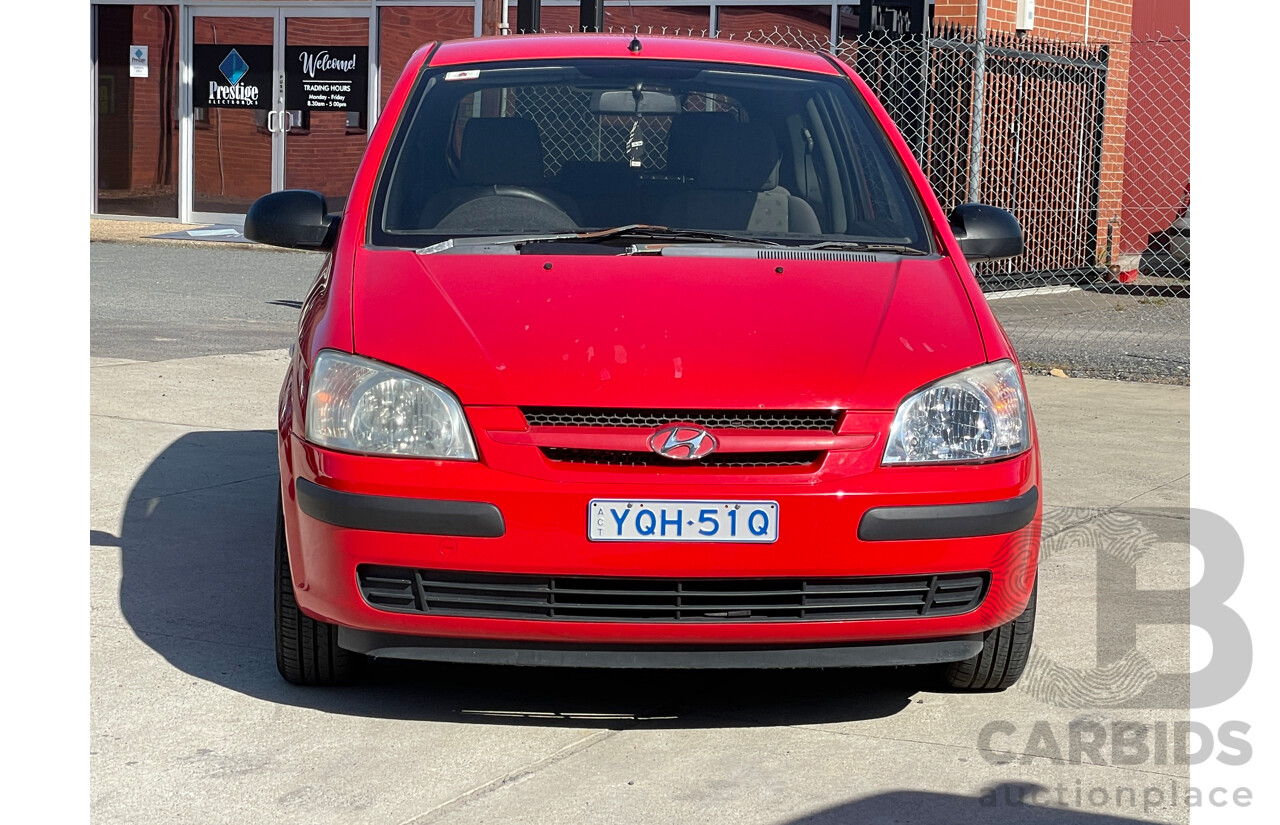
[
  {"xmin": 275, "ymin": 493, "xmax": 362, "ymax": 685},
  {"xmin": 943, "ymin": 579, "xmax": 1036, "ymax": 691}
]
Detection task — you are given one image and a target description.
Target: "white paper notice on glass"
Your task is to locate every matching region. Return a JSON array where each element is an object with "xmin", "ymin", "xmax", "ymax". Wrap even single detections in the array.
[{"xmin": 129, "ymin": 45, "xmax": 148, "ymax": 78}]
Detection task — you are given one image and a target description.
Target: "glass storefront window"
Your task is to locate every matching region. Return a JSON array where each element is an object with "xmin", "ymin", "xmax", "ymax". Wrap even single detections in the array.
[
  {"xmin": 716, "ymin": 5, "xmax": 833, "ymax": 49},
  {"xmin": 605, "ymin": 6, "xmax": 710, "ymax": 35},
  {"xmin": 512, "ymin": 5, "xmax": 712, "ymax": 35},
  {"xmin": 191, "ymin": 15, "xmax": 274, "ymax": 215},
  {"xmin": 95, "ymin": 4, "xmax": 179, "ymax": 218},
  {"xmin": 284, "ymin": 17, "xmax": 371, "ymax": 213},
  {"xmin": 378, "ymin": 6, "xmax": 476, "ymax": 109},
  {"xmin": 510, "ymin": 2, "xmax": 576, "ymax": 33}
]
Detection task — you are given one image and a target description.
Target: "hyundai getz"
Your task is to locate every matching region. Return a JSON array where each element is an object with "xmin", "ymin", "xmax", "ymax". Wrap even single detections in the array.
[{"xmin": 247, "ymin": 34, "xmax": 1041, "ymax": 689}]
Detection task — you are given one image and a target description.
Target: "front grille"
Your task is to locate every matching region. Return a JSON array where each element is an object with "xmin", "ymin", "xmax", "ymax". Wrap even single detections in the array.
[
  {"xmin": 357, "ymin": 567, "xmax": 988, "ymax": 622},
  {"xmin": 521, "ymin": 407, "xmax": 839, "ymax": 431},
  {"xmin": 541, "ymin": 448, "xmax": 822, "ymax": 468}
]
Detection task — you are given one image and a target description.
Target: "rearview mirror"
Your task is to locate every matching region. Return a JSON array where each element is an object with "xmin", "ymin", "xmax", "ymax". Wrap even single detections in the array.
[
  {"xmin": 948, "ymin": 203, "xmax": 1023, "ymax": 262},
  {"xmin": 245, "ymin": 189, "xmax": 339, "ymax": 251},
  {"xmin": 589, "ymin": 89, "xmax": 681, "ymax": 115}
]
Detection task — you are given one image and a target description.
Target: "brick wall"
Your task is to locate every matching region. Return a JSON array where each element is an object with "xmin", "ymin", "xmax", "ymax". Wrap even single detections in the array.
[{"xmin": 934, "ymin": 0, "xmax": 1129, "ymax": 39}]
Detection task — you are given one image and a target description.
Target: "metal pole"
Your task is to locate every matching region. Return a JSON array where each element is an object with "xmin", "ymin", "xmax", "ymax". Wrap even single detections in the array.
[
  {"xmin": 516, "ymin": 0, "xmax": 540, "ymax": 34},
  {"xmin": 580, "ymin": 0, "xmax": 605, "ymax": 33},
  {"xmin": 967, "ymin": 0, "xmax": 988, "ymax": 203},
  {"xmin": 481, "ymin": 0, "xmax": 502, "ymax": 36},
  {"xmin": 908, "ymin": 0, "xmax": 926, "ymax": 35}
]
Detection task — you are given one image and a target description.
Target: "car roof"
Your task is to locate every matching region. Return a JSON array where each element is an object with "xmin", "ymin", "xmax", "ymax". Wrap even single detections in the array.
[{"xmin": 427, "ymin": 33, "xmax": 843, "ymax": 75}]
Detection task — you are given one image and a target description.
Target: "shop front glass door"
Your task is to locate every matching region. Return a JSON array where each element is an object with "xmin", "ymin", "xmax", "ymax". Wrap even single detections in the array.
[
  {"xmin": 187, "ymin": 10, "xmax": 370, "ymax": 221},
  {"xmin": 283, "ymin": 16, "xmax": 370, "ymax": 213},
  {"xmin": 191, "ymin": 14, "xmax": 274, "ymax": 216}
]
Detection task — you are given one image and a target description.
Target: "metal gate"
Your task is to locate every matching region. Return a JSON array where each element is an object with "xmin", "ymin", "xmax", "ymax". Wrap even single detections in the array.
[{"xmin": 839, "ymin": 27, "xmax": 1111, "ymax": 289}]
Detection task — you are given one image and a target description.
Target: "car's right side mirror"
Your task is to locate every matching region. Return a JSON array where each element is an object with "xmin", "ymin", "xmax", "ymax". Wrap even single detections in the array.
[{"xmin": 948, "ymin": 203, "xmax": 1024, "ymax": 262}]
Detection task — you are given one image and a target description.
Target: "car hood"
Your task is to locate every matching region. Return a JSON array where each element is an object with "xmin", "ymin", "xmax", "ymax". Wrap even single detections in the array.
[{"xmin": 350, "ymin": 250, "xmax": 985, "ymax": 411}]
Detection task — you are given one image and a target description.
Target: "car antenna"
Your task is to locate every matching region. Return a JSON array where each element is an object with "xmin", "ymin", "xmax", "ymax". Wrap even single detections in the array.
[{"xmin": 627, "ymin": 1, "xmax": 641, "ymax": 54}]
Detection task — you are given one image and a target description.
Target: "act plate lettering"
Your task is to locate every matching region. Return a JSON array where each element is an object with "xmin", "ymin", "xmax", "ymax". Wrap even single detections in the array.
[{"xmin": 588, "ymin": 500, "xmax": 779, "ymax": 543}]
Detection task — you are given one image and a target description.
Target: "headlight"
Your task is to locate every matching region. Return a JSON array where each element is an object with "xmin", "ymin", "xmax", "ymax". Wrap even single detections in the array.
[
  {"xmin": 883, "ymin": 360, "xmax": 1029, "ymax": 464},
  {"xmin": 305, "ymin": 350, "xmax": 478, "ymax": 459}
]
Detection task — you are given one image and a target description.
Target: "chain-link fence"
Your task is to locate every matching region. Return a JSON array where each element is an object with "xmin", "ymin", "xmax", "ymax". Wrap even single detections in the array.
[
  {"xmin": 518, "ymin": 22, "xmax": 1190, "ymax": 383},
  {"xmin": 834, "ymin": 27, "xmax": 1190, "ymax": 384}
]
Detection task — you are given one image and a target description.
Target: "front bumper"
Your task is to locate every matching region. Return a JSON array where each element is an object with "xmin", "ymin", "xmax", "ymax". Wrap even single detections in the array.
[
  {"xmin": 280, "ymin": 427, "xmax": 1040, "ymax": 653},
  {"xmin": 337, "ymin": 629, "xmax": 986, "ymax": 668}
]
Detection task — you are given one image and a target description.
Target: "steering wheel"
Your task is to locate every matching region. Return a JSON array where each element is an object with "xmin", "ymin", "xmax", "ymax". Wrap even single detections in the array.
[
  {"xmin": 436, "ymin": 185, "xmax": 580, "ymax": 231},
  {"xmin": 454, "ymin": 185, "xmax": 568, "ymax": 214},
  {"xmin": 440, "ymin": 185, "xmax": 580, "ymax": 228}
]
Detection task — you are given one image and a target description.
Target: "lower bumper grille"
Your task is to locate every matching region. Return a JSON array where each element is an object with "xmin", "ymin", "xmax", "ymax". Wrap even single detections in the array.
[{"xmin": 356, "ymin": 567, "xmax": 988, "ymax": 622}]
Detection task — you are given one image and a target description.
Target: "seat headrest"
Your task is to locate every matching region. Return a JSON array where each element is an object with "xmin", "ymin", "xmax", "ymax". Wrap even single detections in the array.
[
  {"xmin": 459, "ymin": 118, "xmax": 545, "ymax": 187},
  {"xmin": 695, "ymin": 122, "xmax": 780, "ymax": 192},
  {"xmin": 665, "ymin": 112, "xmax": 739, "ymax": 178}
]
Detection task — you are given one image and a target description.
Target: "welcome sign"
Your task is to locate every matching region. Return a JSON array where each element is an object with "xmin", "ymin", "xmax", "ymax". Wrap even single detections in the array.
[
  {"xmin": 285, "ymin": 46, "xmax": 369, "ymax": 111},
  {"xmin": 193, "ymin": 45, "xmax": 272, "ymax": 109}
]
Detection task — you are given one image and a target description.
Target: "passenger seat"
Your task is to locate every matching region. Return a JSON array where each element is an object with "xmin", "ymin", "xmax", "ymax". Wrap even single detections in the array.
[{"xmin": 657, "ymin": 121, "xmax": 821, "ymax": 235}]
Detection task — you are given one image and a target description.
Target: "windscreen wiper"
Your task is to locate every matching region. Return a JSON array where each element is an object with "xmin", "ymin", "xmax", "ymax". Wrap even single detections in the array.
[
  {"xmin": 799, "ymin": 240, "xmax": 930, "ymax": 256},
  {"xmin": 571, "ymin": 225, "xmax": 786, "ymax": 247},
  {"xmin": 416, "ymin": 226, "xmax": 927, "ymax": 255},
  {"xmin": 416, "ymin": 225, "xmax": 783, "ymax": 255}
]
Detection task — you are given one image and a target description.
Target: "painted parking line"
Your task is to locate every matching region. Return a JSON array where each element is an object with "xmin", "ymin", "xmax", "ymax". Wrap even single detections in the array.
[{"xmin": 985, "ymin": 285, "xmax": 1083, "ymax": 301}]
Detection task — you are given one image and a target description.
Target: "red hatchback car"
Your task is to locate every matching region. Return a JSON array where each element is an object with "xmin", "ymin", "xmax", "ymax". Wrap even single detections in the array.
[{"xmin": 247, "ymin": 34, "xmax": 1041, "ymax": 689}]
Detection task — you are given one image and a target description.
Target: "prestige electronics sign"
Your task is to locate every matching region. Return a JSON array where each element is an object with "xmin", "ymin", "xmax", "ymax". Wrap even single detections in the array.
[
  {"xmin": 194, "ymin": 45, "xmax": 272, "ymax": 108},
  {"xmin": 286, "ymin": 47, "xmax": 368, "ymax": 111}
]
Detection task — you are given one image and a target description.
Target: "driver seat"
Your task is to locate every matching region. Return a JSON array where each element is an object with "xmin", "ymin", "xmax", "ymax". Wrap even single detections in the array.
[{"xmin": 422, "ymin": 117, "xmax": 581, "ymax": 229}]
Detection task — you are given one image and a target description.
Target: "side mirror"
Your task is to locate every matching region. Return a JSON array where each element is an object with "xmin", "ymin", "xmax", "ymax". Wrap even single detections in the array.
[
  {"xmin": 948, "ymin": 203, "xmax": 1023, "ymax": 262},
  {"xmin": 244, "ymin": 190, "xmax": 339, "ymax": 251}
]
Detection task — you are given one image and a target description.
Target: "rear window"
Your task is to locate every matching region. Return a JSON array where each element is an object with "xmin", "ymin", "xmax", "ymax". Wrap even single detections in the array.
[{"xmin": 371, "ymin": 59, "xmax": 930, "ymax": 250}]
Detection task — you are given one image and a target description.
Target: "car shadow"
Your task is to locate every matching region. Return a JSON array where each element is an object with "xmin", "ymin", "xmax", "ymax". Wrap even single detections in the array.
[
  {"xmin": 101, "ymin": 429, "xmax": 919, "ymax": 727},
  {"xmin": 786, "ymin": 783, "xmax": 1170, "ymax": 823}
]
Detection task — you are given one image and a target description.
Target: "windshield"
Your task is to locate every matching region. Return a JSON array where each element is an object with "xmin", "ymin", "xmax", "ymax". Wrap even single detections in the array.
[{"xmin": 371, "ymin": 59, "xmax": 930, "ymax": 251}]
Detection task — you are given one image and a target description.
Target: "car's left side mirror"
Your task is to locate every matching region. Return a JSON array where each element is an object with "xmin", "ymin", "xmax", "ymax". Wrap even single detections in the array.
[
  {"xmin": 948, "ymin": 203, "xmax": 1024, "ymax": 262},
  {"xmin": 245, "ymin": 189, "xmax": 339, "ymax": 251}
]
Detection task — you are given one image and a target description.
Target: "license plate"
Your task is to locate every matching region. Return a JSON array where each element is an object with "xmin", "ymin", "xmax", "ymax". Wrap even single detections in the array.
[{"xmin": 588, "ymin": 500, "xmax": 779, "ymax": 543}]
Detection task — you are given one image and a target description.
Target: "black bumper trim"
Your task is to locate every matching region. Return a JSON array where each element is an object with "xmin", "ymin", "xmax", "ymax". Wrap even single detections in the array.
[
  {"xmin": 295, "ymin": 478, "xmax": 504, "ymax": 537},
  {"xmin": 858, "ymin": 486, "xmax": 1039, "ymax": 541},
  {"xmin": 336, "ymin": 628, "xmax": 983, "ymax": 669}
]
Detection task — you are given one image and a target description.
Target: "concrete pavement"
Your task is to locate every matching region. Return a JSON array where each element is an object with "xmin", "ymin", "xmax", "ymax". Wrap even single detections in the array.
[{"xmin": 90, "ymin": 343, "xmax": 1190, "ymax": 824}]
